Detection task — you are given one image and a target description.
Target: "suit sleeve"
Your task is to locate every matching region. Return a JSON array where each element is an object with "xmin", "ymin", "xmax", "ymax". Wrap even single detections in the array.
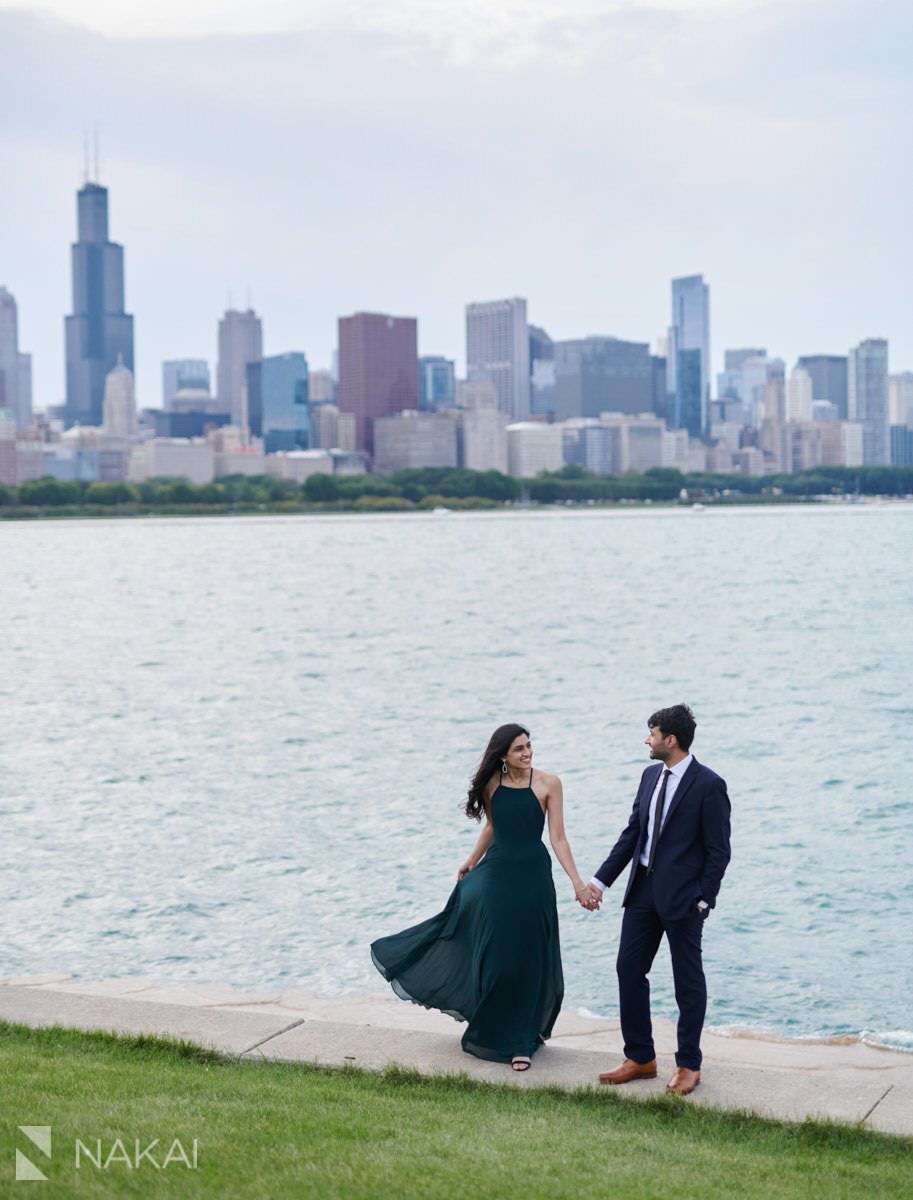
[
  {"xmin": 593, "ymin": 789, "xmax": 642, "ymax": 888},
  {"xmin": 698, "ymin": 777, "xmax": 731, "ymax": 907}
]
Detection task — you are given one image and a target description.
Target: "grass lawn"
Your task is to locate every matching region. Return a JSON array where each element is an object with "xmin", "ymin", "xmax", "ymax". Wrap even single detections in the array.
[{"xmin": 1, "ymin": 1019, "xmax": 909, "ymax": 1199}]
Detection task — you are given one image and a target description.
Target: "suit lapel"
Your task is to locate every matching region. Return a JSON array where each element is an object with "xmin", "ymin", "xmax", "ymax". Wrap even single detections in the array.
[
  {"xmin": 639, "ymin": 764, "xmax": 663, "ymax": 831},
  {"xmin": 660, "ymin": 756, "xmax": 700, "ymax": 830}
]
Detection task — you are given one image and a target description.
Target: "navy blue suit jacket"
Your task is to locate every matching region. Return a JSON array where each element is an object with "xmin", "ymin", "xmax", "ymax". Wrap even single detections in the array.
[{"xmin": 594, "ymin": 757, "xmax": 731, "ymax": 923}]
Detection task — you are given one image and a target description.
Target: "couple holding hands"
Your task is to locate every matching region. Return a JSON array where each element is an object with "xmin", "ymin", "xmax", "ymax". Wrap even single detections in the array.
[{"xmin": 371, "ymin": 704, "xmax": 731, "ymax": 1094}]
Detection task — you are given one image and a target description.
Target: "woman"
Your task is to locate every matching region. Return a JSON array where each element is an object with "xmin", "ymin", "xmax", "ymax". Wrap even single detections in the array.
[{"xmin": 370, "ymin": 724, "xmax": 593, "ymax": 1071}]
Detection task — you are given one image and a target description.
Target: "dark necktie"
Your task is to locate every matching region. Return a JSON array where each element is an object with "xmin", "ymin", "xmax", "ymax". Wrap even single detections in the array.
[{"xmin": 647, "ymin": 769, "xmax": 672, "ymax": 874}]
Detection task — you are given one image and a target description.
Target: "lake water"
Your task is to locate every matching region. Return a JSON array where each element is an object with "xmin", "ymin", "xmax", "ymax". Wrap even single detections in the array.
[{"xmin": 1, "ymin": 505, "xmax": 911, "ymax": 1049}]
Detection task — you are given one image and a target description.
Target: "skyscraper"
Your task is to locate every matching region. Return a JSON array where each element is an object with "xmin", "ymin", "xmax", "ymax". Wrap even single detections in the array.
[
  {"xmin": 529, "ymin": 324, "xmax": 556, "ymax": 418},
  {"xmin": 889, "ymin": 372, "xmax": 913, "ymax": 428},
  {"xmin": 796, "ymin": 355, "xmax": 848, "ymax": 420},
  {"xmin": 667, "ymin": 274, "xmax": 710, "ymax": 436},
  {"xmin": 717, "ymin": 350, "xmax": 773, "ymax": 427},
  {"xmin": 217, "ymin": 308, "xmax": 262, "ymax": 431},
  {"xmin": 552, "ymin": 336, "xmax": 652, "ymax": 421},
  {"xmin": 102, "ymin": 355, "xmax": 136, "ymax": 438},
  {"xmin": 786, "ymin": 367, "xmax": 814, "ymax": 423},
  {"xmin": 848, "ymin": 338, "xmax": 889, "ymax": 466},
  {"xmin": 0, "ymin": 287, "xmax": 32, "ymax": 430},
  {"xmin": 163, "ymin": 359, "xmax": 210, "ymax": 409},
  {"xmin": 466, "ymin": 297, "xmax": 530, "ymax": 421},
  {"xmin": 246, "ymin": 352, "xmax": 309, "ymax": 453},
  {"xmin": 337, "ymin": 312, "xmax": 418, "ymax": 455},
  {"xmin": 418, "ymin": 356, "xmax": 456, "ymax": 410},
  {"xmin": 64, "ymin": 180, "xmax": 134, "ymax": 428}
]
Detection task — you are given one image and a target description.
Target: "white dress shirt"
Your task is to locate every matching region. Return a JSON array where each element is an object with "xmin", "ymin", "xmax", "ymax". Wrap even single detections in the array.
[{"xmin": 590, "ymin": 754, "xmax": 693, "ymax": 892}]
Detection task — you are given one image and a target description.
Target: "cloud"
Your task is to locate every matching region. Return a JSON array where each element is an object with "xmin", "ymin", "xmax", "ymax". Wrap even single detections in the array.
[{"xmin": 0, "ymin": 1, "xmax": 910, "ymax": 410}]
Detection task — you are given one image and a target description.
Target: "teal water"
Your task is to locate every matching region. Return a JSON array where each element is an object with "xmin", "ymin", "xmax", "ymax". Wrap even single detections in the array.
[{"xmin": 1, "ymin": 505, "xmax": 911, "ymax": 1047}]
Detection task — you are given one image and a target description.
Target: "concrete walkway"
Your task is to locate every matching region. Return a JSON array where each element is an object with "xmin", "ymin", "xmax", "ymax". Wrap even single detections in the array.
[{"xmin": 1, "ymin": 974, "xmax": 909, "ymax": 1138}]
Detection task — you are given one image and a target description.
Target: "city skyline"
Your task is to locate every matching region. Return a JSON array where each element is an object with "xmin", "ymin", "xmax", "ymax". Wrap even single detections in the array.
[
  {"xmin": 1, "ymin": 173, "xmax": 906, "ymax": 429},
  {"xmin": 1, "ymin": 3, "xmax": 910, "ymax": 411}
]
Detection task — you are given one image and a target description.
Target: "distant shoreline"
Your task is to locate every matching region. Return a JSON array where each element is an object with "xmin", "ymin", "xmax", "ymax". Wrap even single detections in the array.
[{"xmin": 3, "ymin": 495, "xmax": 913, "ymax": 522}]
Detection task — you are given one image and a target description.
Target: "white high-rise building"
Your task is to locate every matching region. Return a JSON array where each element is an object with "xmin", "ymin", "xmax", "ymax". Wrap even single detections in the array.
[
  {"xmin": 786, "ymin": 367, "xmax": 814, "ymax": 423},
  {"xmin": 889, "ymin": 372, "xmax": 913, "ymax": 428},
  {"xmin": 102, "ymin": 355, "xmax": 137, "ymax": 437},
  {"xmin": 506, "ymin": 422, "xmax": 563, "ymax": 477},
  {"xmin": 0, "ymin": 286, "xmax": 32, "ymax": 430},
  {"xmin": 460, "ymin": 382, "xmax": 508, "ymax": 473},
  {"xmin": 465, "ymin": 297, "xmax": 530, "ymax": 422},
  {"xmin": 217, "ymin": 308, "xmax": 262, "ymax": 432},
  {"xmin": 848, "ymin": 338, "xmax": 889, "ymax": 465}
]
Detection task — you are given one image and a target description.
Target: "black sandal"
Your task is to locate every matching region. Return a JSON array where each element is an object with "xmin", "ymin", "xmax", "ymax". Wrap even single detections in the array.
[{"xmin": 511, "ymin": 1057, "xmax": 532, "ymax": 1071}]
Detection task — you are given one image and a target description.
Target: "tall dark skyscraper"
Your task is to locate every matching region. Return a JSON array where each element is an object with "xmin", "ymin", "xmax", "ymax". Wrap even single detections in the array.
[
  {"xmin": 795, "ymin": 354, "xmax": 848, "ymax": 419},
  {"xmin": 64, "ymin": 180, "xmax": 134, "ymax": 428},
  {"xmin": 552, "ymin": 336, "xmax": 652, "ymax": 421}
]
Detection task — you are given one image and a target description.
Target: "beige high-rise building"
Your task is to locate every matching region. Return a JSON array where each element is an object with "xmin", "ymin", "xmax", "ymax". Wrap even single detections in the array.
[
  {"xmin": 308, "ymin": 369, "xmax": 335, "ymax": 403},
  {"xmin": 889, "ymin": 372, "xmax": 913, "ymax": 428},
  {"xmin": 506, "ymin": 422, "xmax": 563, "ymax": 477},
  {"xmin": 0, "ymin": 287, "xmax": 32, "ymax": 431},
  {"xmin": 0, "ymin": 406, "xmax": 16, "ymax": 485},
  {"xmin": 782, "ymin": 421, "xmax": 822, "ymax": 472},
  {"xmin": 310, "ymin": 403, "xmax": 338, "ymax": 450},
  {"xmin": 102, "ymin": 355, "xmax": 137, "ymax": 437},
  {"xmin": 786, "ymin": 368, "xmax": 813, "ymax": 423},
  {"xmin": 819, "ymin": 421, "xmax": 864, "ymax": 467},
  {"xmin": 373, "ymin": 409, "xmax": 458, "ymax": 473},
  {"xmin": 337, "ymin": 411, "xmax": 356, "ymax": 452},
  {"xmin": 460, "ymin": 380, "xmax": 508, "ymax": 473},
  {"xmin": 466, "ymin": 297, "xmax": 530, "ymax": 421},
  {"xmin": 310, "ymin": 404, "xmax": 357, "ymax": 452},
  {"xmin": 662, "ymin": 427, "xmax": 690, "ymax": 469},
  {"xmin": 216, "ymin": 307, "xmax": 262, "ymax": 432},
  {"xmin": 733, "ymin": 446, "xmax": 767, "ymax": 476}
]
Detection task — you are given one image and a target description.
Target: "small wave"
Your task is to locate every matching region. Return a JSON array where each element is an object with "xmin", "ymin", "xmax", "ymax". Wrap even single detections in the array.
[
  {"xmin": 708, "ymin": 1024, "xmax": 859, "ymax": 1046},
  {"xmin": 576, "ymin": 1006, "xmax": 607, "ymax": 1021},
  {"xmin": 861, "ymin": 1029, "xmax": 913, "ymax": 1053},
  {"xmin": 708, "ymin": 1023, "xmax": 913, "ymax": 1054}
]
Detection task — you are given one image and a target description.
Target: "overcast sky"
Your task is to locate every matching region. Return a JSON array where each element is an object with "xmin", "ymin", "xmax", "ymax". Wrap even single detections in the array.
[{"xmin": 1, "ymin": 0, "xmax": 911, "ymax": 409}]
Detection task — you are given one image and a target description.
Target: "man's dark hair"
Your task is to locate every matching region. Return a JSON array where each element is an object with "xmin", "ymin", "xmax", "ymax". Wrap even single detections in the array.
[{"xmin": 648, "ymin": 704, "xmax": 697, "ymax": 752}]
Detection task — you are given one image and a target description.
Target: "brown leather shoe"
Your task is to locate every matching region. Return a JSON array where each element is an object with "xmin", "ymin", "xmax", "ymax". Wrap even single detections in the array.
[
  {"xmin": 666, "ymin": 1067, "xmax": 701, "ymax": 1095},
  {"xmin": 598, "ymin": 1058, "xmax": 658, "ymax": 1085}
]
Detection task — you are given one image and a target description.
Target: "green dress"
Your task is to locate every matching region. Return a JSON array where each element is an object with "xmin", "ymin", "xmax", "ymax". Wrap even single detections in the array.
[{"xmin": 370, "ymin": 771, "xmax": 564, "ymax": 1062}]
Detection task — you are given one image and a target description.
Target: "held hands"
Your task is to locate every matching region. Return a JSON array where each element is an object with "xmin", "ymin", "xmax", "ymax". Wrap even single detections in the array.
[{"xmin": 575, "ymin": 882, "xmax": 602, "ymax": 911}]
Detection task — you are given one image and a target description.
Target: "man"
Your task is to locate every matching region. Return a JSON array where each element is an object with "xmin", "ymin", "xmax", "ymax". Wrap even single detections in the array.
[{"xmin": 582, "ymin": 704, "xmax": 731, "ymax": 1095}]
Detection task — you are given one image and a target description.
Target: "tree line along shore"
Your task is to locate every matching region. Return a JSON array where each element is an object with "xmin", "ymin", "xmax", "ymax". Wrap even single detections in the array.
[{"xmin": 1, "ymin": 465, "xmax": 911, "ymax": 518}]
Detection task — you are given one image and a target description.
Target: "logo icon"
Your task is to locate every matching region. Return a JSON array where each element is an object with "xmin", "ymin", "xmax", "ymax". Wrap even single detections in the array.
[{"xmin": 16, "ymin": 1126, "xmax": 51, "ymax": 1181}]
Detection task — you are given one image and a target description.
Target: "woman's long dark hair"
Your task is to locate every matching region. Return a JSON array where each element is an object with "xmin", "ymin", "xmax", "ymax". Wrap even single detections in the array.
[{"xmin": 465, "ymin": 723, "xmax": 530, "ymax": 821}]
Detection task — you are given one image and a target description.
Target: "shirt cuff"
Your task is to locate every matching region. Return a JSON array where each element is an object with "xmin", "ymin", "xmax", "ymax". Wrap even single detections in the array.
[{"xmin": 589, "ymin": 877, "xmax": 606, "ymax": 892}]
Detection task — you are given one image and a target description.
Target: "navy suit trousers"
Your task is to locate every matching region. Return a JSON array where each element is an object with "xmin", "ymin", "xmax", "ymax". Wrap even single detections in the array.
[{"xmin": 616, "ymin": 865, "xmax": 707, "ymax": 1070}]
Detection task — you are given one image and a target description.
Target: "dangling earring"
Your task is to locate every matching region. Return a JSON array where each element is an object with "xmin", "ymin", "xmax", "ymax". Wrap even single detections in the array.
[{"xmin": 501, "ymin": 761, "xmax": 508, "ymax": 774}]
